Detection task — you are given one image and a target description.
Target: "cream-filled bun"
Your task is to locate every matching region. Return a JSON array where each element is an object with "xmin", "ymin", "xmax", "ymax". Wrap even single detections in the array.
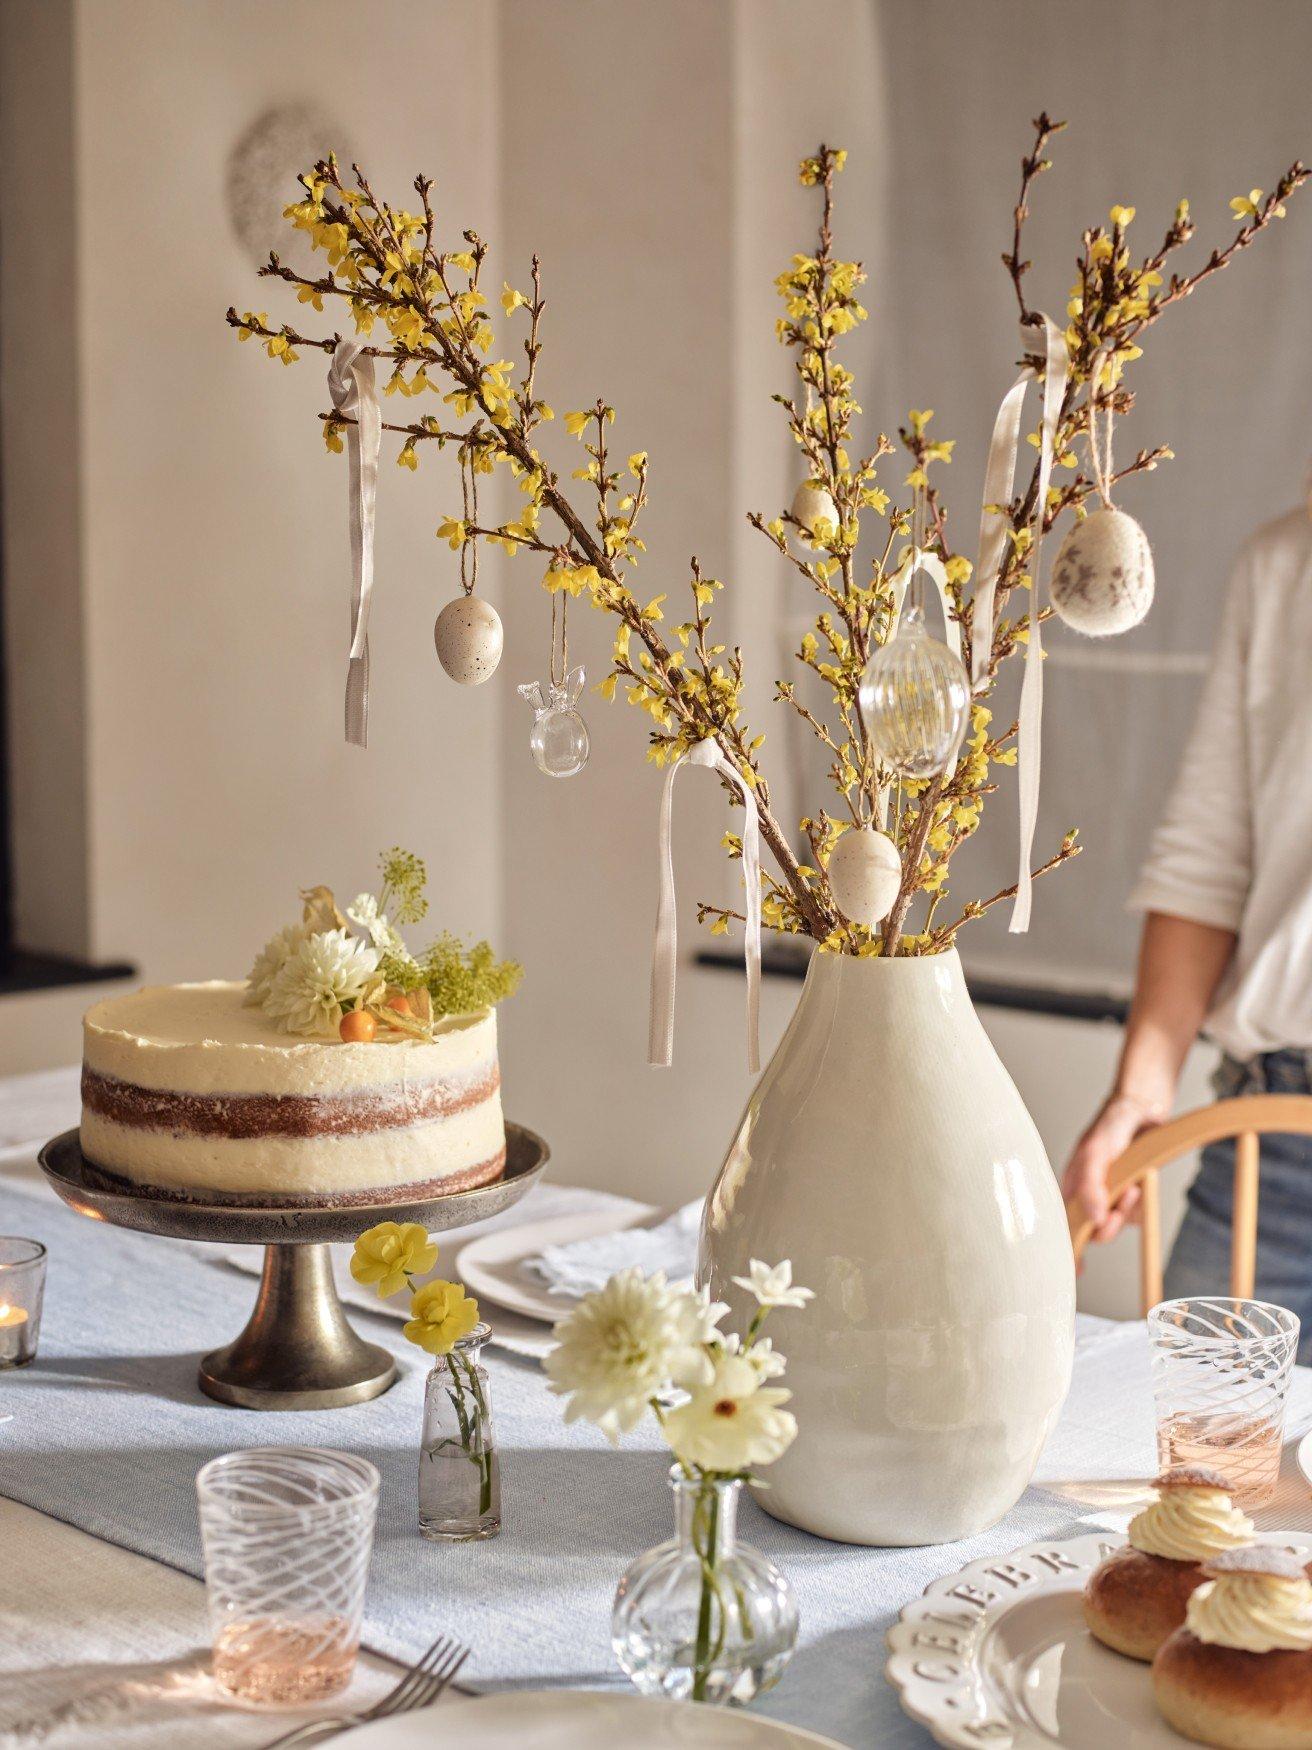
[
  {"xmin": 1083, "ymin": 1466, "xmax": 1253, "ymax": 1661},
  {"xmin": 1153, "ymin": 1546, "xmax": 1312, "ymax": 1749}
]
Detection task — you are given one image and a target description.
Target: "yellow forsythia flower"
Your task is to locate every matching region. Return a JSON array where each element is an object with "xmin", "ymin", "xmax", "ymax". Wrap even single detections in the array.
[
  {"xmin": 1108, "ymin": 204, "xmax": 1136, "ymax": 227},
  {"xmin": 501, "ymin": 282, "xmax": 527, "ymax": 314},
  {"xmin": 351, "ymin": 1222, "xmax": 438, "ymax": 1299},
  {"xmin": 1229, "ymin": 189, "xmax": 1262, "ymax": 221},
  {"xmin": 404, "ymin": 1279, "xmax": 480, "ymax": 1355},
  {"xmin": 564, "ymin": 410, "xmax": 591, "ymax": 436},
  {"xmin": 437, "ymin": 516, "xmax": 467, "ymax": 549}
]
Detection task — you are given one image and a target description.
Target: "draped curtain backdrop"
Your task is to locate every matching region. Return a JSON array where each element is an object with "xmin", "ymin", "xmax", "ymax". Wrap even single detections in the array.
[{"xmin": 744, "ymin": 0, "xmax": 1312, "ymax": 996}]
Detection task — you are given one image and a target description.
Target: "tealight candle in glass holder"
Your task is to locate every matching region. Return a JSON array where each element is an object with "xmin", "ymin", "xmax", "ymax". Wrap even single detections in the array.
[{"xmin": 0, "ymin": 1239, "xmax": 47, "ymax": 1368}]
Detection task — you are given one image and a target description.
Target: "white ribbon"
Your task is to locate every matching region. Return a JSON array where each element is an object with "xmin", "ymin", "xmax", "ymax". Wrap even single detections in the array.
[
  {"xmin": 327, "ymin": 339, "xmax": 381, "ymax": 747},
  {"xmin": 886, "ymin": 544, "xmax": 961, "ymax": 658},
  {"xmin": 969, "ymin": 314, "xmax": 1069, "ymax": 932},
  {"xmin": 649, "ymin": 737, "xmax": 761, "ymax": 1074}
]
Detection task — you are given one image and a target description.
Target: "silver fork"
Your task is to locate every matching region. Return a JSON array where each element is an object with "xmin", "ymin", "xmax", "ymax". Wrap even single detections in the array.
[{"xmin": 259, "ymin": 1634, "xmax": 469, "ymax": 1748}]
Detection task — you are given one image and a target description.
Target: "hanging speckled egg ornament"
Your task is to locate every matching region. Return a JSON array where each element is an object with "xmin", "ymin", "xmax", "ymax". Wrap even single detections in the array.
[
  {"xmin": 433, "ymin": 594, "xmax": 503, "ymax": 685},
  {"xmin": 1050, "ymin": 507, "xmax": 1154, "ymax": 637},
  {"xmin": 791, "ymin": 479, "xmax": 839, "ymax": 537},
  {"xmin": 826, "ymin": 826, "xmax": 902, "ymax": 928},
  {"xmin": 858, "ymin": 604, "xmax": 971, "ymax": 779}
]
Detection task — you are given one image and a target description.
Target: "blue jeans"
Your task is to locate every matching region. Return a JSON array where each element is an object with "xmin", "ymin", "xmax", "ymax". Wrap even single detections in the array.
[{"xmin": 1164, "ymin": 1049, "xmax": 1312, "ymax": 1365}]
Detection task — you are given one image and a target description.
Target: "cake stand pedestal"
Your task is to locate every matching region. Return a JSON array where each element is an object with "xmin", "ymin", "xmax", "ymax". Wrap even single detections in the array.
[{"xmin": 37, "ymin": 1122, "xmax": 549, "ymax": 1412}]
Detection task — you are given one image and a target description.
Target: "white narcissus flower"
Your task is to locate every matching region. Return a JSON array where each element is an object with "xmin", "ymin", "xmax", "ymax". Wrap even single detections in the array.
[
  {"xmin": 264, "ymin": 928, "xmax": 380, "ymax": 1037},
  {"xmin": 662, "ymin": 1352, "xmax": 797, "ymax": 1472},
  {"xmin": 731, "ymin": 1258, "xmax": 815, "ymax": 1311},
  {"xmin": 545, "ymin": 1269, "xmax": 722, "ymax": 1444},
  {"xmin": 668, "ymin": 1284, "xmax": 729, "ymax": 1387},
  {"xmin": 346, "ymin": 892, "xmax": 405, "ymax": 956},
  {"xmin": 723, "ymin": 1332, "xmax": 788, "ymax": 1379},
  {"xmin": 243, "ymin": 922, "xmax": 310, "ymax": 1008}
]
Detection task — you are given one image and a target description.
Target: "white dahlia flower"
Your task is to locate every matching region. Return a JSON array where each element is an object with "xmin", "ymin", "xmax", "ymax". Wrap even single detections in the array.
[
  {"xmin": 243, "ymin": 921, "xmax": 311, "ymax": 1008},
  {"xmin": 264, "ymin": 928, "xmax": 380, "ymax": 1037},
  {"xmin": 545, "ymin": 1269, "xmax": 723, "ymax": 1444}
]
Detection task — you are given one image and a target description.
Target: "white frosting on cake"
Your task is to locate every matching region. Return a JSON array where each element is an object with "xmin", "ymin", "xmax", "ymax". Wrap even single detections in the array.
[{"xmin": 81, "ymin": 981, "xmax": 505, "ymax": 1201}]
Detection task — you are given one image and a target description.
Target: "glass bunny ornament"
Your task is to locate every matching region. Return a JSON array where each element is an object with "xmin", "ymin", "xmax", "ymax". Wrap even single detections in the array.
[{"xmin": 518, "ymin": 667, "xmax": 590, "ymax": 778}]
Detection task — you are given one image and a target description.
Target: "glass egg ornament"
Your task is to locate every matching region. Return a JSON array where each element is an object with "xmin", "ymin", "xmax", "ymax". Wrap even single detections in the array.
[
  {"xmin": 1049, "ymin": 507, "xmax": 1154, "ymax": 637},
  {"xmin": 858, "ymin": 605, "xmax": 971, "ymax": 778},
  {"xmin": 826, "ymin": 826, "xmax": 902, "ymax": 928},
  {"xmin": 434, "ymin": 594, "xmax": 503, "ymax": 685},
  {"xmin": 518, "ymin": 667, "xmax": 590, "ymax": 778}
]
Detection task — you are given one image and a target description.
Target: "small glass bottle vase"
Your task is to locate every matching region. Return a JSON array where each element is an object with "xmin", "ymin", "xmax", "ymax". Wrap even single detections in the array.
[
  {"xmin": 418, "ymin": 1323, "xmax": 500, "ymax": 1542},
  {"xmin": 612, "ymin": 1470, "xmax": 798, "ymax": 1705}
]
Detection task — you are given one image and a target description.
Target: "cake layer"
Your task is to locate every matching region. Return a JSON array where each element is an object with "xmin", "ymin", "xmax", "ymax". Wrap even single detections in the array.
[
  {"xmin": 83, "ymin": 981, "xmax": 495, "ymax": 1096},
  {"xmin": 80, "ymin": 1103, "xmax": 507, "ymax": 1198},
  {"xmin": 81, "ymin": 1062, "xmax": 499, "ymax": 1138}
]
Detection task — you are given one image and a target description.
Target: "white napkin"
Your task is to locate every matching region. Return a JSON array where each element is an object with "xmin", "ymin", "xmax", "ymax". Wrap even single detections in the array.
[{"xmin": 522, "ymin": 1199, "xmax": 703, "ymax": 1299}]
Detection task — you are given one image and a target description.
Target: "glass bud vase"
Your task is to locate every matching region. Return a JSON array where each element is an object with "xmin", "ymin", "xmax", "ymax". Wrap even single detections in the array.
[
  {"xmin": 418, "ymin": 1323, "xmax": 500, "ymax": 1541},
  {"xmin": 612, "ymin": 1469, "xmax": 798, "ymax": 1705}
]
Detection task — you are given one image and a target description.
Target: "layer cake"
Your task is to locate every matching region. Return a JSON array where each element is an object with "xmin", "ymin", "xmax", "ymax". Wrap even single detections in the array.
[{"xmin": 80, "ymin": 981, "xmax": 505, "ymax": 1203}]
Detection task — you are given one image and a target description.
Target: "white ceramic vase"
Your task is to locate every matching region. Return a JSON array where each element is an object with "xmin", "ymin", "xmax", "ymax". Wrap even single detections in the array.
[{"xmin": 698, "ymin": 948, "xmax": 1075, "ymax": 1546}]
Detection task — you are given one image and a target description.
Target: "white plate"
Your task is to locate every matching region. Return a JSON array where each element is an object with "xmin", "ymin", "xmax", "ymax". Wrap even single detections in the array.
[
  {"xmin": 886, "ymin": 1527, "xmax": 1312, "ymax": 1748},
  {"xmin": 343, "ymin": 1688, "xmax": 847, "ymax": 1748},
  {"xmin": 455, "ymin": 1203, "xmax": 659, "ymax": 1324},
  {"xmin": 1297, "ymin": 1427, "xmax": 1312, "ymax": 1492}
]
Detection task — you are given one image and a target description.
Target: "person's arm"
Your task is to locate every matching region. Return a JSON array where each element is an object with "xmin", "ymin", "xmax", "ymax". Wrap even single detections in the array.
[
  {"xmin": 1064, "ymin": 540, "xmax": 1254, "ymax": 1245},
  {"xmin": 1062, "ymin": 911, "xmax": 1235, "ymax": 1242}
]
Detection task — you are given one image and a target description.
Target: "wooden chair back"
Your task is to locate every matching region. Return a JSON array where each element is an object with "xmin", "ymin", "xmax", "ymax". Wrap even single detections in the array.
[{"xmin": 1065, "ymin": 1094, "xmax": 1312, "ymax": 1317}]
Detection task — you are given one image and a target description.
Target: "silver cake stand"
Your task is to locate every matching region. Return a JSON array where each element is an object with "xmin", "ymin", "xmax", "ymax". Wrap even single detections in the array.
[{"xmin": 38, "ymin": 1122, "xmax": 549, "ymax": 1412}]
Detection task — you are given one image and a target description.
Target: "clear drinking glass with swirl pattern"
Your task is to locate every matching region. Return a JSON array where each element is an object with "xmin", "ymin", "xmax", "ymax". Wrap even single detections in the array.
[
  {"xmin": 196, "ymin": 1446, "xmax": 379, "ymax": 1706},
  {"xmin": 1150, "ymin": 1297, "xmax": 1300, "ymax": 1508}
]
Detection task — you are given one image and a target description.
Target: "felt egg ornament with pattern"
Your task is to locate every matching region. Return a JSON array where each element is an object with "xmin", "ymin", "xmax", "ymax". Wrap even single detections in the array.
[
  {"xmin": 1050, "ymin": 507, "xmax": 1155, "ymax": 637},
  {"xmin": 433, "ymin": 595, "xmax": 504, "ymax": 685},
  {"xmin": 826, "ymin": 826, "xmax": 902, "ymax": 927}
]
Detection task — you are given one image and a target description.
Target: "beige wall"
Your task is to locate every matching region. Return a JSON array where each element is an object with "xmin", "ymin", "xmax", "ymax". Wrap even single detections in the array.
[{"xmin": 0, "ymin": 0, "xmax": 504, "ymax": 1065}]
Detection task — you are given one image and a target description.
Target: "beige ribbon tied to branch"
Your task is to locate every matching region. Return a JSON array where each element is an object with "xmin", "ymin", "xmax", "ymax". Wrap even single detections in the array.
[
  {"xmin": 969, "ymin": 314, "xmax": 1069, "ymax": 932},
  {"xmin": 327, "ymin": 338, "xmax": 381, "ymax": 747},
  {"xmin": 649, "ymin": 737, "xmax": 761, "ymax": 1074}
]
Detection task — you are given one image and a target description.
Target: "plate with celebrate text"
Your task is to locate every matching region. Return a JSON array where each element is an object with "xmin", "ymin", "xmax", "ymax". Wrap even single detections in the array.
[{"xmin": 885, "ymin": 1528, "xmax": 1312, "ymax": 1747}]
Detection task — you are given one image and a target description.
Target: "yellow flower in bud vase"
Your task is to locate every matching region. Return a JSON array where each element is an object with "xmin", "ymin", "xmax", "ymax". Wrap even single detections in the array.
[
  {"xmin": 351, "ymin": 1221, "xmax": 439, "ymax": 1299},
  {"xmin": 404, "ymin": 1279, "xmax": 480, "ymax": 1355}
]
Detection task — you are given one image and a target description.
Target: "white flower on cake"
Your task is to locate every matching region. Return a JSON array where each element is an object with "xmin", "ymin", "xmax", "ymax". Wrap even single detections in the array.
[
  {"xmin": 663, "ymin": 1351, "xmax": 797, "ymax": 1471},
  {"xmin": 345, "ymin": 892, "xmax": 406, "ymax": 957},
  {"xmin": 545, "ymin": 1267, "xmax": 724, "ymax": 1443},
  {"xmin": 264, "ymin": 928, "xmax": 380, "ymax": 1038},
  {"xmin": 731, "ymin": 1258, "xmax": 815, "ymax": 1311},
  {"xmin": 243, "ymin": 921, "xmax": 310, "ymax": 1008}
]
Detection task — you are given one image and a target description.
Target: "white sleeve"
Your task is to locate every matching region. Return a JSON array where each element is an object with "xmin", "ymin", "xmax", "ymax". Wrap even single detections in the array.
[{"xmin": 1128, "ymin": 543, "xmax": 1253, "ymax": 931}]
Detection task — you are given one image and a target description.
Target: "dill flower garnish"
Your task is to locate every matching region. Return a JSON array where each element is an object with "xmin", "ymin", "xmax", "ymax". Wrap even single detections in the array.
[
  {"xmin": 422, "ymin": 934, "xmax": 523, "ymax": 1017},
  {"xmin": 379, "ymin": 846, "xmax": 429, "ymax": 925}
]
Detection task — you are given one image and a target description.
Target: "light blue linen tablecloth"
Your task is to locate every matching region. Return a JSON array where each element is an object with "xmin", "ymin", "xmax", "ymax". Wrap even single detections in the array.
[{"xmin": 4, "ymin": 1164, "xmax": 1300, "ymax": 1749}]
